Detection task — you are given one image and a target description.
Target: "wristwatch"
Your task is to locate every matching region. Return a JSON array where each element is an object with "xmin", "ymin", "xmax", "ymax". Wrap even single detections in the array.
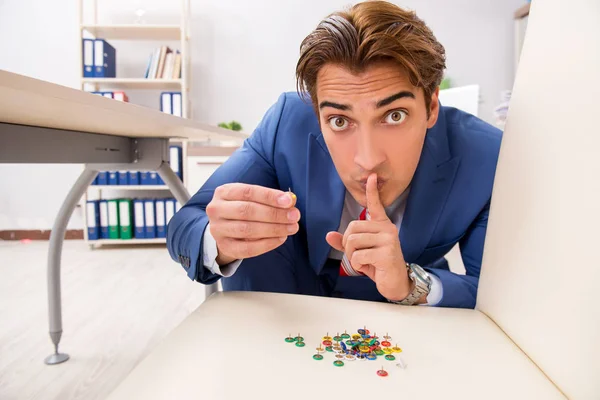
[{"xmin": 389, "ymin": 263, "xmax": 432, "ymax": 306}]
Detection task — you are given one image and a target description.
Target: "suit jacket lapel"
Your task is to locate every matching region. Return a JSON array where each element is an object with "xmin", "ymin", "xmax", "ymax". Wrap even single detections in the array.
[
  {"xmin": 400, "ymin": 107, "xmax": 461, "ymax": 262},
  {"xmin": 306, "ymin": 132, "xmax": 346, "ymax": 274}
]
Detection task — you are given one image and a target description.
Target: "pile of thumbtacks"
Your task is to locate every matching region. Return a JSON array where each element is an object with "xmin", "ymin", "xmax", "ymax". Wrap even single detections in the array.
[{"xmin": 285, "ymin": 327, "xmax": 406, "ymax": 377}]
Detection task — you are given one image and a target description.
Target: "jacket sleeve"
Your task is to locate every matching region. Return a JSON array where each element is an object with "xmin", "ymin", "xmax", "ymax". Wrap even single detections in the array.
[
  {"xmin": 424, "ymin": 202, "xmax": 489, "ymax": 309},
  {"xmin": 166, "ymin": 93, "xmax": 287, "ymax": 284}
]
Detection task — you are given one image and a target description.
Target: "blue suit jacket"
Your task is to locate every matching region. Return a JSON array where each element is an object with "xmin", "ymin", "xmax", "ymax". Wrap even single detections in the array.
[{"xmin": 167, "ymin": 92, "xmax": 502, "ymax": 309}]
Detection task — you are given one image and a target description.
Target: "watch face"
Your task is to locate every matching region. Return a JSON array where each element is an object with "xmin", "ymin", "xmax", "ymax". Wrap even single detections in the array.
[{"xmin": 410, "ymin": 264, "xmax": 431, "ymax": 285}]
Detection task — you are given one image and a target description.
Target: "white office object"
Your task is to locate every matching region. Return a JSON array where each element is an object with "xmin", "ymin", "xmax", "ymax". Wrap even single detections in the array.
[
  {"xmin": 438, "ymin": 84, "xmax": 480, "ymax": 117},
  {"xmin": 172, "ymin": 93, "xmax": 182, "ymax": 117},
  {"xmin": 161, "ymin": 92, "xmax": 172, "ymax": 114},
  {"xmin": 99, "ymin": 200, "xmax": 109, "ymax": 239},
  {"xmin": 165, "ymin": 199, "xmax": 176, "ymax": 224}
]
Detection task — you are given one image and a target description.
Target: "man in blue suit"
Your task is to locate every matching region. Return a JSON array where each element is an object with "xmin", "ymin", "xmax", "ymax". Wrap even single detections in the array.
[{"xmin": 167, "ymin": 1, "xmax": 501, "ymax": 309}]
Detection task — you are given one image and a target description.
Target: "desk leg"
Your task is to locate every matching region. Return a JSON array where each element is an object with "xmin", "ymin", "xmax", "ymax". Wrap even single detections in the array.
[
  {"xmin": 157, "ymin": 162, "xmax": 219, "ymax": 300},
  {"xmin": 45, "ymin": 168, "xmax": 98, "ymax": 365}
]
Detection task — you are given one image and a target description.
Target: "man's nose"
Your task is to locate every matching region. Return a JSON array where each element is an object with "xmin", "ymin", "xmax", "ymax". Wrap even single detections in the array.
[{"xmin": 354, "ymin": 129, "xmax": 386, "ymax": 172}]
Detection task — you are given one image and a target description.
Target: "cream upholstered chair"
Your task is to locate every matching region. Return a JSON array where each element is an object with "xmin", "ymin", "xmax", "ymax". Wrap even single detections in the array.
[
  {"xmin": 107, "ymin": 1, "xmax": 598, "ymax": 398},
  {"xmin": 476, "ymin": 0, "xmax": 599, "ymax": 397}
]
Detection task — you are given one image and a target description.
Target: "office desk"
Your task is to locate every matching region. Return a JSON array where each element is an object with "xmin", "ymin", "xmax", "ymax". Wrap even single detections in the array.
[
  {"xmin": 107, "ymin": 291, "xmax": 563, "ymax": 400},
  {"xmin": 0, "ymin": 70, "xmax": 246, "ymax": 364}
]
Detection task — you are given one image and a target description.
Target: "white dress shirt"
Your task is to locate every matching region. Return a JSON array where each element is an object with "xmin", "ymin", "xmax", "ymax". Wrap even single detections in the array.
[{"xmin": 201, "ymin": 190, "xmax": 443, "ymax": 305}]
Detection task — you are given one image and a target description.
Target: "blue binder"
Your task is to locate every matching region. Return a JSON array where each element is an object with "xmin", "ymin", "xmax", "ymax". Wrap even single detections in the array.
[
  {"xmin": 149, "ymin": 172, "xmax": 158, "ymax": 185},
  {"xmin": 93, "ymin": 39, "xmax": 116, "ymax": 78},
  {"xmin": 108, "ymin": 171, "xmax": 118, "ymax": 185},
  {"xmin": 86, "ymin": 200, "xmax": 100, "ymax": 240},
  {"xmin": 99, "ymin": 200, "xmax": 109, "ymax": 239},
  {"xmin": 82, "ymin": 39, "xmax": 94, "ymax": 77},
  {"xmin": 97, "ymin": 171, "xmax": 108, "ymax": 185},
  {"xmin": 155, "ymin": 199, "xmax": 166, "ymax": 238},
  {"xmin": 157, "ymin": 175, "xmax": 165, "ymax": 185},
  {"xmin": 140, "ymin": 171, "xmax": 152, "ymax": 185},
  {"xmin": 118, "ymin": 171, "xmax": 129, "ymax": 185},
  {"xmin": 133, "ymin": 199, "xmax": 146, "ymax": 238},
  {"xmin": 129, "ymin": 171, "xmax": 140, "ymax": 185},
  {"xmin": 144, "ymin": 199, "xmax": 156, "ymax": 238}
]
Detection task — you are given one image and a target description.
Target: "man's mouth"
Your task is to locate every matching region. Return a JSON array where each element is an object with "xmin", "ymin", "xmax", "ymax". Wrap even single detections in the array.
[{"xmin": 358, "ymin": 178, "xmax": 386, "ymax": 191}]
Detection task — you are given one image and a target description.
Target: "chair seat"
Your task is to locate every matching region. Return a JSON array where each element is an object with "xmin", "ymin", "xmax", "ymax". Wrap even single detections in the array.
[{"xmin": 107, "ymin": 292, "xmax": 564, "ymax": 400}]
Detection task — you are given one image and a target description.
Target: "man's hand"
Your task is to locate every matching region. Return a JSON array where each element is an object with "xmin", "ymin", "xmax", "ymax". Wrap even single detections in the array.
[
  {"xmin": 206, "ymin": 183, "xmax": 300, "ymax": 266},
  {"xmin": 326, "ymin": 174, "xmax": 413, "ymax": 301}
]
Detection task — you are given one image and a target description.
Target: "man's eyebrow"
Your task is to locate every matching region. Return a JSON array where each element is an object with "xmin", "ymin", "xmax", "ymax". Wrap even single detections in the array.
[
  {"xmin": 376, "ymin": 91, "xmax": 416, "ymax": 108},
  {"xmin": 319, "ymin": 101, "xmax": 351, "ymax": 111}
]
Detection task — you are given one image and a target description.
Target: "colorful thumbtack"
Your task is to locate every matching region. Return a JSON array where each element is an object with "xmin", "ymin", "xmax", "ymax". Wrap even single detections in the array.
[
  {"xmin": 391, "ymin": 345, "xmax": 402, "ymax": 353},
  {"xmin": 285, "ymin": 334, "xmax": 295, "ymax": 343},
  {"xmin": 333, "ymin": 360, "xmax": 344, "ymax": 367},
  {"xmin": 313, "ymin": 354, "xmax": 324, "ymax": 360},
  {"xmin": 385, "ymin": 354, "xmax": 396, "ymax": 361},
  {"xmin": 377, "ymin": 366, "xmax": 388, "ymax": 377}
]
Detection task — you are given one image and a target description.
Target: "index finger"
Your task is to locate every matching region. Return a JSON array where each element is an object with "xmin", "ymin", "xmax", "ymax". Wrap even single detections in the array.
[
  {"xmin": 365, "ymin": 173, "xmax": 388, "ymax": 221},
  {"xmin": 217, "ymin": 183, "xmax": 296, "ymax": 208}
]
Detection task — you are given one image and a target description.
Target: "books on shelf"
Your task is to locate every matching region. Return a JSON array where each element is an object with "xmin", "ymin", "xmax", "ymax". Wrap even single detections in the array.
[
  {"xmin": 82, "ymin": 38, "xmax": 116, "ymax": 78},
  {"xmin": 87, "ymin": 198, "xmax": 180, "ymax": 240},
  {"xmin": 92, "ymin": 146, "xmax": 183, "ymax": 186},
  {"xmin": 144, "ymin": 46, "xmax": 181, "ymax": 79},
  {"xmin": 91, "ymin": 91, "xmax": 129, "ymax": 101},
  {"xmin": 160, "ymin": 92, "xmax": 182, "ymax": 117}
]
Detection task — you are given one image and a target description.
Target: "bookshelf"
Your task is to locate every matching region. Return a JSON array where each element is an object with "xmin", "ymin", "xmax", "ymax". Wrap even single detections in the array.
[
  {"xmin": 82, "ymin": 139, "xmax": 189, "ymax": 248},
  {"xmin": 78, "ymin": 0, "xmax": 192, "ymax": 118},
  {"xmin": 78, "ymin": 0, "xmax": 192, "ymax": 248}
]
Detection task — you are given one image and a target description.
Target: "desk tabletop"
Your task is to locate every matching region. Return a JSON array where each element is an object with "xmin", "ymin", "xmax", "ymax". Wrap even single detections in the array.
[
  {"xmin": 107, "ymin": 291, "xmax": 563, "ymax": 400},
  {"xmin": 0, "ymin": 70, "xmax": 248, "ymax": 142}
]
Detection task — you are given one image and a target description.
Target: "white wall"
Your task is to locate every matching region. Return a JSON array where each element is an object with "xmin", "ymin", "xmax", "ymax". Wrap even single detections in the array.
[{"xmin": 0, "ymin": 0, "xmax": 523, "ymax": 230}]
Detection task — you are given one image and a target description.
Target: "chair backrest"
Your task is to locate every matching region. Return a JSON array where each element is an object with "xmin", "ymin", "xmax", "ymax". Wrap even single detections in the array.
[{"xmin": 476, "ymin": 1, "xmax": 600, "ymax": 398}]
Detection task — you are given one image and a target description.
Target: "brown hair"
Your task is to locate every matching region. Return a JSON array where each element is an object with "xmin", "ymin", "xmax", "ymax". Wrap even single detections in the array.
[{"xmin": 296, "ymin": 0, "xmax": 446, "ymax": 114}]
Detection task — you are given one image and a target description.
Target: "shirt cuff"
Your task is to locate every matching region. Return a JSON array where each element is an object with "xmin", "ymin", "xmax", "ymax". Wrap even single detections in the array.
[
  {"xmin": 421, "ymin": 273, "xmax": 443, "ymax": 306},
  {"xmin": 202, "ymin": 224, "xmax": 243, "ymax": 277}
]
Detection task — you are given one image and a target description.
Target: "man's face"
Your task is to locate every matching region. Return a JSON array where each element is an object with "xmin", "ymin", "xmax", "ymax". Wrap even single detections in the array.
[{"xmin": 316, "ymin": 61, "xmax": 439, "ymax": 207}]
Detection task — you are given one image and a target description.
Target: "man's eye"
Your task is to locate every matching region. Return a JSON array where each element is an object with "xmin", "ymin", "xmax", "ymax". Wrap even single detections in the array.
[
  {"xmin": 328, "ymin": 117, "xmax": 349, "ymax": 131},
  {"xmin": 384, "ymin": 110, "xmax": 407, "ymax": 125}
]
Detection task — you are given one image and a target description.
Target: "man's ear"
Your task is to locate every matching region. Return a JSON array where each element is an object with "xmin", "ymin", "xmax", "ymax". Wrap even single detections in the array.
[{"xmin": 427, "ymin": 87, "xmax": 440, "ymax": 129}]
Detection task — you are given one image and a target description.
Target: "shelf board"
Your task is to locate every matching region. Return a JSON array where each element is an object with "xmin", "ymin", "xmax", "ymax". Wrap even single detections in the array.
[
  {"xmin": 90, "ymin": 185, "xmax": 171, "ymax": 190},
  {"xmin": 81, "ymin": 78, "xmax": 182, "ymax": 90},
  {"xmin": 82, "ymin": 24, "xmax": 182, "ymax": 40},
  {"xmin": 514, "ymin": 3, "xmax": 531, "ymax": 19},
  {"xmin": 90, "ymin": 238, "xmax": 166, "ymax": 245}
]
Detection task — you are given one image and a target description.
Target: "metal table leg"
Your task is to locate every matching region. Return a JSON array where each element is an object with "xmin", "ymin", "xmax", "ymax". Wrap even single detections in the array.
[{"xmin": 45, "ymin": 168, "xmax": 98, "ymax": 365}]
